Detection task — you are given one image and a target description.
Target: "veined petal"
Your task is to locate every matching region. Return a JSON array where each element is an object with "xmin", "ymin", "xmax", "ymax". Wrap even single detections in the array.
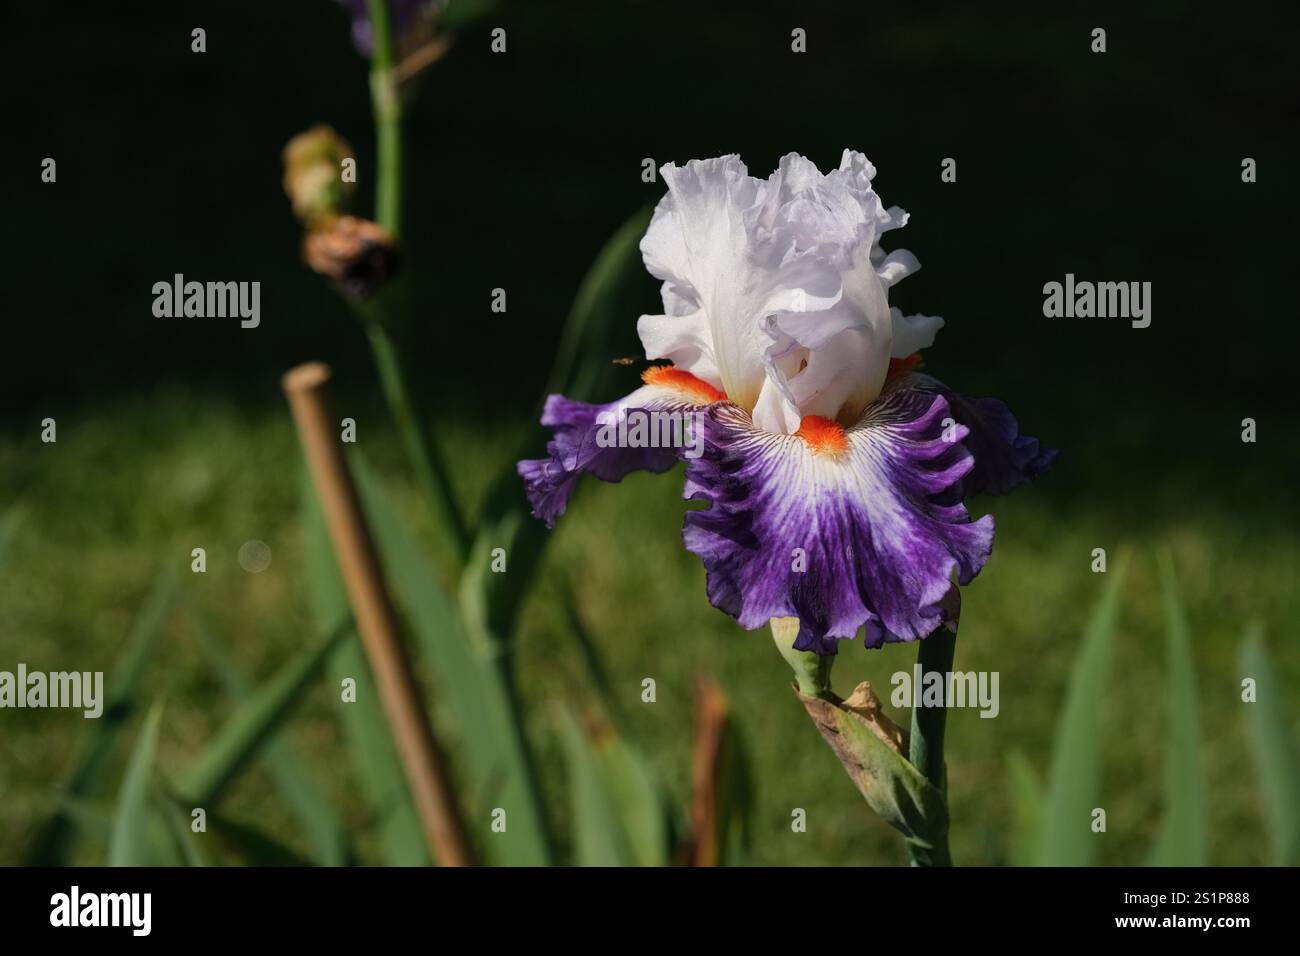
[
  {"xmin": 910, "ymin": 373, "xmax": 1059, "ymax": 496},
  {"xmin": 518, "ymin": 370, "xmax": 721, "ymax": 528},
  {"xmin": 681, "ymin": 383, "xmax": 995, "ymax": 654}
]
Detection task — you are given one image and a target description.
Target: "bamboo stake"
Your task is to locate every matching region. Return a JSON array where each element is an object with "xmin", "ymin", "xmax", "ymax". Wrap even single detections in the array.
[{"xmin": 282, "ymin": 361, "xmax": 474, "ymax": 867}]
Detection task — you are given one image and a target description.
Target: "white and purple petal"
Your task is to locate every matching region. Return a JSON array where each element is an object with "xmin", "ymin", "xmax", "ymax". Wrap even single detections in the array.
[
  {"xmin": 518, "ymin": 372, "xmax": 722, "ymax": 528},
  {"xmin": 681, "ymin": 384, "xmax": 995, "ymax": 654},
  {"xmin": 910, "ymin": 373, "xmax": 1059, "ymax": 497}
]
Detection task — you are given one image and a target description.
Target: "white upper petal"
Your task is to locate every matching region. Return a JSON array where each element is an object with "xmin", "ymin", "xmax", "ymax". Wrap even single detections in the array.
[
  {"xmin": 636, "ymin": 308, "xmax": 720, "ymax": 386},
  {"xmin": 889, "ymin": 308, "xmax": 945, "ymax": 358},
  {"xmin": 875, "ymin": 249, "xmax": 920, "ymax": 289},
  {"xmin": 637, "ymin": 150, "xmax": 941, "ymax": 434}
]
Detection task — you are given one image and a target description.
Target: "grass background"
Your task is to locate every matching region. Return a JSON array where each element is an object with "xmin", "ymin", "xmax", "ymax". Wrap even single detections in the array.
[
  {"xmin": 2, "ymin": 0, "xmax": 1297, "ymax": 865},
  {"xmin": 1, "ymin": 387, "xmax": 1295, "ymax": 865}
]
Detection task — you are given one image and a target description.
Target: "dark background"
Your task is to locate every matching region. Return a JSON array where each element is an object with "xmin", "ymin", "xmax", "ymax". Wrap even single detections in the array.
[{"xmin": 6, "ymin": 0, "xmax": 1297, "ymax": 523}]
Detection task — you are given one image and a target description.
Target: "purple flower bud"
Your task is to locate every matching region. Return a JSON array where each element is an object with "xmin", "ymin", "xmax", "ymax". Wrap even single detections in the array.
[{"xmin": 335, "ymin": 0, "xmax": 438, "ymax": 57}]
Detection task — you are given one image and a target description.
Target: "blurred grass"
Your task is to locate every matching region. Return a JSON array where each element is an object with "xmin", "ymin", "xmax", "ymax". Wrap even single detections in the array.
[{"xmin": 1, "ymin": 385, "xmax": 1296, "ymax": 865}]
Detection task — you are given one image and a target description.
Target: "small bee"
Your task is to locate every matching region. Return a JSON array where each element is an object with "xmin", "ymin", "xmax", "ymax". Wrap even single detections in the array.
[{"xmin": 610, "ymin": 356, "xmax": 638, "ymax": 366}]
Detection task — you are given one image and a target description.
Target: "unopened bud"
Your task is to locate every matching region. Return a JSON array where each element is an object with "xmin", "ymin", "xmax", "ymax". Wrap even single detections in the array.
[{"xmin": 283, "ymin": 125, "xmax": 356, "ymax": 226}]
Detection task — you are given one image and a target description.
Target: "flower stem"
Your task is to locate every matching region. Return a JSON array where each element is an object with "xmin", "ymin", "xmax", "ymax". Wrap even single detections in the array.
[
  {"xmin": 363, "ymin": 318, "xmax": 471, "ymax": 567},
  {"xmin": 358, "ymin": 0, "xmax": 468, "ymax": 572},
  {"xmin": 366, "ymin": 0, "xmax": 402, "ymax": 238},
  {"xmin": 907, "ymin": 627, "xmax": 955, "ymax": 866}
]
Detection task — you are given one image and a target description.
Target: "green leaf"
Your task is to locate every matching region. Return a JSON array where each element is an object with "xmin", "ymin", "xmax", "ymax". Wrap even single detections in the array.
[
  {"xmin": 81, "ymin": 798, "xmax": 285, "ymax": 866},
  {"xmin": 465, "ymin": 205, "xmax": 659, "ymax": 642},
  {"xmin": 206, "ymin": 810, "xmax": 319, "ymax": 867},
  {"xmin": 1005, "ymin": 749, "xmax": 1044, "ymax": 867},
  {"xmin": 559, "ymin": 592, "xmax": 617, "ymax": 717},
  {"xmin": 192, "ymin": 621, "xmax": 351, "ymax": 865},
  {"xmin": 1240, "ymin": 627, "xmax": 1300, "ymax": 865},
  {"xmin": 1035, "ymin": 558, "xmax": 1126, "ymax": 865},
  {"xmin": 559, "ymin": 708, "xmax": 672, "ymax": 866},
  {"xmin": 161, "ymin": 797, "xmax": 209, "ymax": 867},
  {"xmin": 56, "ymin": 783, "xmax": 288, "ymax": 869},
  {"xmin": 544, "ymin": 204, "xmax": 655, "ymax": 404},
  {"xmin": 598, "ymin": 732, "xmax": 673, "ymax": 867},
  {"xmin": 173, "ymin": 622, "xmax": 348, "ymax": 808},
  {"xmin": 559, "ymin": 709, "xmax": 628, "ymax": 866},
  {"xmin": 354, "ymin": 456, "xmax": 552, "ymax": 865},
  {"xmin": 59, "ymin": 796, "xmax": 181, "ymax": 866},
  {"xmin": 109, "ymin": 703, "xmax": 166, "ymax": 867},
  {"xmin": 714, "ymin": 726, "xmax": 754, "ymax": 867},
  {"xmin": 25, "ymin": 567, "xmax": 179, "ymax": 864},
  {"xmin": 1148, "ymin": 552, "xmax": 1207, "ymax": 865},
  {"xmin": 412, "ymin": 209, "xmax": 658, "ymax": 866},
  {"xmin": 55, "ymin": 796, "xmax": 114, "ymax": 841},
  {"xmin": 459, "ymin": 500, "xmax": 544, "ymax": 657},
  {"xmin": 302, "ymin": 470, "xmax": 430, "ymax": 866}
]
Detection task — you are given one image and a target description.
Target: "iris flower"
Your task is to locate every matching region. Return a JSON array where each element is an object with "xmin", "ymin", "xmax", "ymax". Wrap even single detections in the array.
[{"xmin": 520, "ymin": 152, "xmax": 1054, "ymax": 655}]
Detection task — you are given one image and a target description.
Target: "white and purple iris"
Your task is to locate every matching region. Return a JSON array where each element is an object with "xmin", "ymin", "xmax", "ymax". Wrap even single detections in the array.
[{"xmin": 519, "ymin": 152, "xmax": 1055, "ymax": 655}]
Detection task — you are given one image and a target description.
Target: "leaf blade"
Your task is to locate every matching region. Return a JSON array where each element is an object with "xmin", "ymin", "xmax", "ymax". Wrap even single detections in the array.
[
  {"xmin": 1005, "ymin": 749, "xmax": 1044, "ymax": 867},
  {"xmin": 192, "ymin": 621, "xmax": 351, "ymax": 865},
  {"xmin": 1148, "ymin": 552, "xmax": 1207, "ymax": 866},
  {"xmin": 172, "ymin": 622, "xmax": 348, "ymax": 808},
  {"xmin": 1035, "ymin": 559, "xmax": 1126, "ymax": 866},
  {"xmin": 25, "ymin": 567, "xmax": 179, "ymax": 864},
  {"xmin": 355, "ymin": 456, "xmax": 553, "ymax": 865},
  {"xmin": 1240, "ymin": 627, "xmax": 1300, "ymax": 865},
  {"xmin": 559, "ymin": 708, "xmax": 634, "ymax": 867},
  {"xmin": 109, "ymin": 703, "xmax": 166, "ymax": 867}
]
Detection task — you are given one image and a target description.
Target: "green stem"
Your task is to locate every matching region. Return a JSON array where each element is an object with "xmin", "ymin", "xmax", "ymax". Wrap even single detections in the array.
[
  {"xmin": 366, "ymin": 0, "xmax": 402, "ymax": 237},
  {"xmin": 907, "ymin": 628, "xmax": 955, "ymax": 866},
  {"xmin": 357, "ymin": 0, "xmax": 468, "ymax": 571},
  {"xmin": 364, "ymin": 319, "xmax": 470, "ymax": 568},
  {"xmin": 769, "ymin": 618, "xmax": 834, "ymax": 699}
]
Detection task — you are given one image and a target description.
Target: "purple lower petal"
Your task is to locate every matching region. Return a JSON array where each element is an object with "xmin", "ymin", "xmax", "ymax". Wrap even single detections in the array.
[
  {"xmin": 682, "ymin": 387, "xmax": 995, "ymax": 653},
  {"xmin": 518, "ymin": 387, "xmax": 702, "ymax": 528},
  {"xmin": 912, "ymin": 374, "xmax": 1057, "ymax": 497}
]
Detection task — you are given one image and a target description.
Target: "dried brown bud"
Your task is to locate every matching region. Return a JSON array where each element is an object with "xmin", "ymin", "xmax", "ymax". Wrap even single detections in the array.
[
  {"xmin": 303, "ymin": 216, "xmax": 399, "ymax": 301},
  {"xmin": 840, "ymin": 681, "xmax": 909, "ymax": 755}
]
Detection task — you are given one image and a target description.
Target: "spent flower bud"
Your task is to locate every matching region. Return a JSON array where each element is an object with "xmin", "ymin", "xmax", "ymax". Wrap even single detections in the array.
[
  {"xmin": 283, "ymin": 124, "xmax": 356, "ymax": 227},
  {"xmin": 303, "ymin": 215, "xmax": 400, "ymax": 302}
]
